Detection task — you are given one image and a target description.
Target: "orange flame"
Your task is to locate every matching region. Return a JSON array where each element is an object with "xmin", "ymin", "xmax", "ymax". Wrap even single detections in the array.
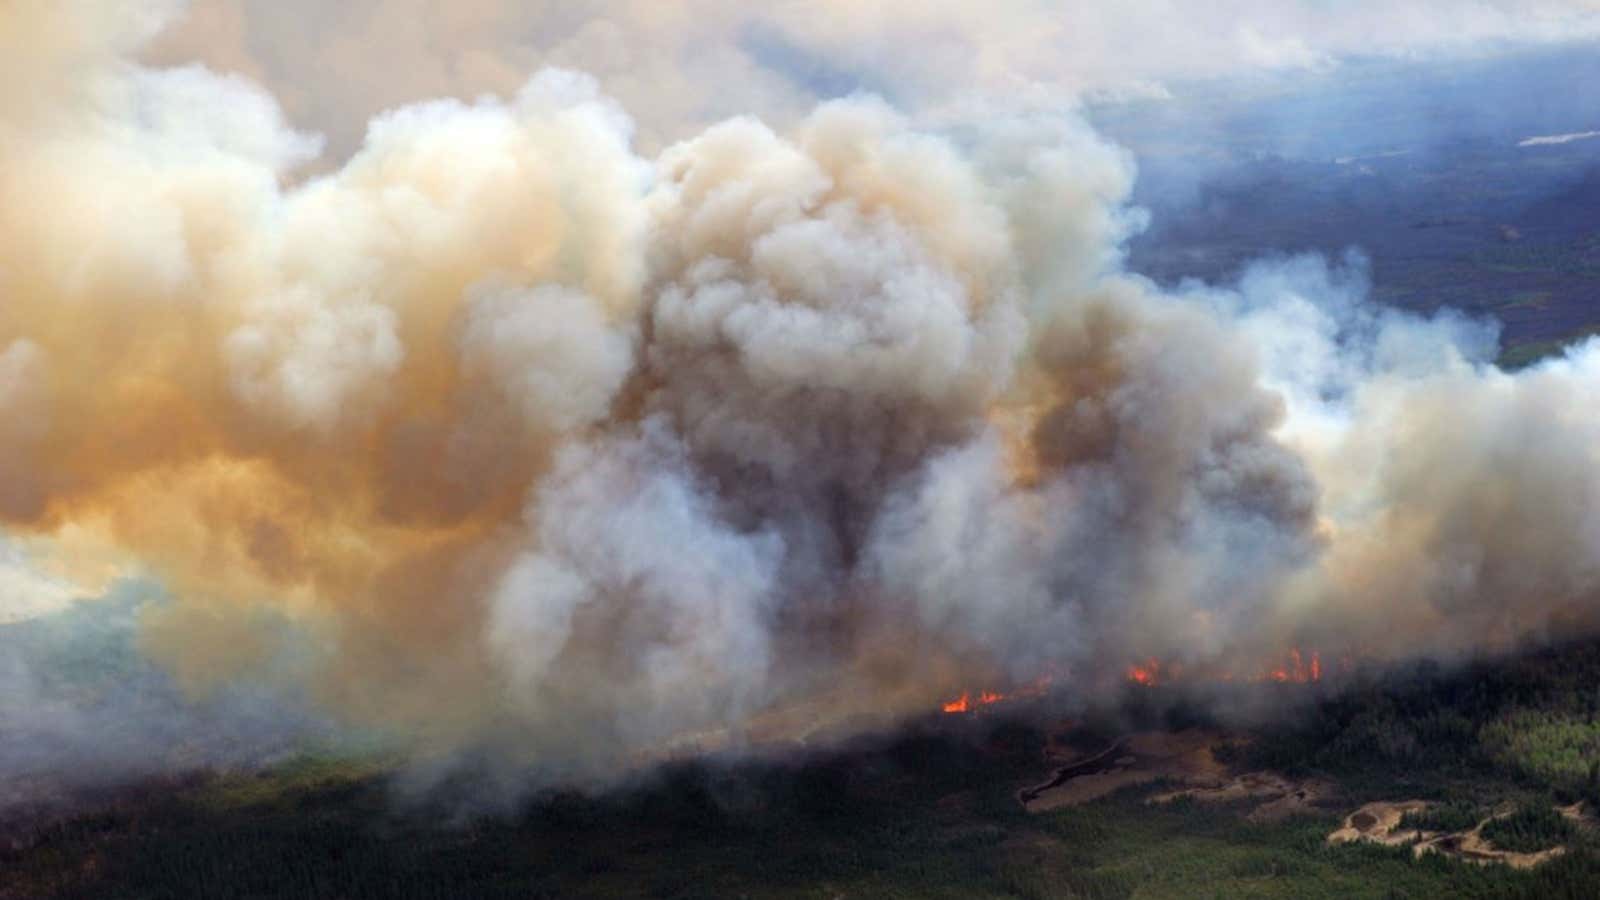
[
  {"xmin": 1127, "ymin": 658, "xmax": 1162, "ymax": 687},
  {"xmin": 1268, "ymin": 647, "xmax": 1321, "ymax": 684},
  {"xmin": 939, "ymin": 672, "xmax": 1056, "ymax": 714},
  {"xmin": 939, "ymin": 647, "xmax": 1336, "ymax": 713},
  {"xmin": 941, "ymin": 690, "xmax": 1004, "ymax": 714},
  {"xmin": 1124, "ymin": 648, "xmax": 1326, "ymax": 688}
]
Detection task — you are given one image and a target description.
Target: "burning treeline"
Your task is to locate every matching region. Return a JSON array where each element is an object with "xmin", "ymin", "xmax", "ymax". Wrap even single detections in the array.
[
  {"xmin": 7, "ymin": 3, "xmax": 1600, "ymax": 785},
  {"xmin": 939, "ymin": 648, "xmax": 1330, "ymax": 714}
]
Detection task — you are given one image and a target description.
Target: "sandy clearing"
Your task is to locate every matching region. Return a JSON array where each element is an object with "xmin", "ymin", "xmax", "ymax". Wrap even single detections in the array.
[{"xmin": 1329, "ymin": 800, "xmax": 1573, "ymax": 870}]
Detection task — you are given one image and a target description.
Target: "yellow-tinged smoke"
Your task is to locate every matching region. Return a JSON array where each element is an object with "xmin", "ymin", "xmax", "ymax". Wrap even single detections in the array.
[{"xmin": 7, "ymin": 2, "xmax": 1600, "ymax": 782}]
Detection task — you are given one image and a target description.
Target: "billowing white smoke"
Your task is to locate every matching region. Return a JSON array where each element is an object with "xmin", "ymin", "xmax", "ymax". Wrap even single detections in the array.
[{"xmin": 6, "ymin": 2, "xmax": 1600, "ymax": 791}]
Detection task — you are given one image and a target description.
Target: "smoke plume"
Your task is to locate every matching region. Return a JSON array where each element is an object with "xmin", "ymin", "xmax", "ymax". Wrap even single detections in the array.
[{"xmin": 5, "ymin": 1, "xmax": 1600, "ymax": 790}]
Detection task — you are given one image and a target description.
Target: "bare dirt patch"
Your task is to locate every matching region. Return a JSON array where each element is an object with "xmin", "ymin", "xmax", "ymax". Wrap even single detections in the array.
[
  {"xmin": 1151, "ymin": 771, "xmax": 1337, "ymax": 822},
  {"xmin": 1329, "ymin": 801, "xmax": 1573, "ymax": 870},
  {"xmin": 1327, "ymin": 800, "xmax": 1432, "ymax": 846},
  {"xmin": 1020, "ymin": 730, "xmax": 1230, "ymax": 812},
  {"xmin": 1422, "ymin": 824, "xmax": 1566, "ymax": 870},
  {"xmin": 1021, "ymin": 730, "xmax": 1334, "ymax": 819},
  {"xmin": 1557, "ymin": 800, "xmax": 1597, "ymax": 829}
]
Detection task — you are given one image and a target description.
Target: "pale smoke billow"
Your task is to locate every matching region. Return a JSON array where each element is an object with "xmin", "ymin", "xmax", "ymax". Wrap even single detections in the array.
[{"xmin": 5, "ymin": 1, "xmax": 1600, "ymax": 793}]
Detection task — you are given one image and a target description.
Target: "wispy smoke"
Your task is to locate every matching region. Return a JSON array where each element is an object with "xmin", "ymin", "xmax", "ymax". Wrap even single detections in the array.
[
  {"xmin": 142, "ymin": 0, "xmax": 1600, "ymax": 154},
  {"xmin": 0, "ymin": 582, "xmax": 335, "ymax": 820},
  {"xmin": 5, "ymin": 1, "xmax": 1600, "ymax": 792}
]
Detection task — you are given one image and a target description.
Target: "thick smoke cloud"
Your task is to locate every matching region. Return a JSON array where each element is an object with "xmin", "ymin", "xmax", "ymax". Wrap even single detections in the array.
[{"xmin": 6, "ymin": 0, "xmax": 1600, "ymax": 792}]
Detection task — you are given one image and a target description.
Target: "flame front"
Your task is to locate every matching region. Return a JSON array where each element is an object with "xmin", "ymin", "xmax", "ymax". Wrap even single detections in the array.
[
  {"xmin": 1265, "ymin": 648, "xmax": 1322, "ymax": 684},
  {"xmin": 939, "ymin": 674, "xmax": 1055, "ymax": 714},
  {"xmin": 1126, "ymin": 648, "xmax": 1326, "ymax": 689},
  {"xmin": 941, "ymin": 690, "xmax": 1004, "ymax": 714},
  {"xmin": 938, "ymin": 649, "xmax": 1330, "ymax": 712},
  {"xmin": 1127, "ymin": 658, "xmax": 1162, "ymax": 687}
]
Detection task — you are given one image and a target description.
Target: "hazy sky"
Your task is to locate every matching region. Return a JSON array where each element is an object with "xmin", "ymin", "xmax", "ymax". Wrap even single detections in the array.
[{"xmin": 144, "ymin": 0, "xmax": 1600, "ymax": 153}]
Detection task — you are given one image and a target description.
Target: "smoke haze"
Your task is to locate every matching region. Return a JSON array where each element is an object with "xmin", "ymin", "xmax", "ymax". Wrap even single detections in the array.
[{"xmin": 5, "ymin": 0, "xmax": 1600, "ymax": 794}]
